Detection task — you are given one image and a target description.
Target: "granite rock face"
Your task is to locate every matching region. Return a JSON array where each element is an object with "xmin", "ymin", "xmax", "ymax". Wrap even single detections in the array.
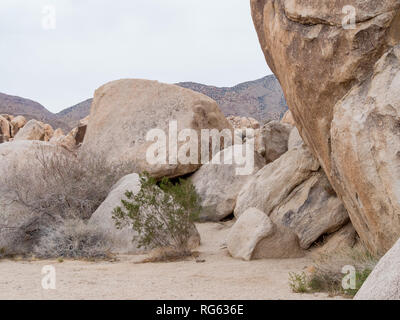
[
  {"xmin": 81, "ymin": 79, "xmax": 233, "ymax": 178},
  {"xmin": 251, "ymin": 0, "xmax": 400, "ymax": 254}
]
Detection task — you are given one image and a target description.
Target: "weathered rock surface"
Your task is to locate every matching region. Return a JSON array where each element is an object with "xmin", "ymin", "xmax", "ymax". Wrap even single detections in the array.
[
  {"xmin": 234, "ymin": 144, "xmax": 320, "ymax": 218},
  {"xmin": 331, "ymin": 46, "xmax": 400, "ymax": 254},
  {"xmin": 259, "ymin": 120, "xmax": 293, "ymax": 163},
  {"xmin": 89, "ymin": 173, "xmax": 200, "ymax": 253},
  {"xmin": 50, "ymin": 129, "xmax": 76, "ymax": 151},
  {"xmin": 0, "ymin": 114, "xmax": 13, "ymax": 121},
  {"xmin": 227, "ymin": 208, "xmax": 274, "ymax": 261},
  {"xmin": 0, "ymin": 115, "xmax": 57, "ymax": 144},
  {"xmin": 51, "ymin": 128, "xmax": 64, "ymax": 140},
  {"xmin": 227, "ymin": 116, "xmax": 260, "ymax": 130},
  {"xmin": 281, "ymin": 110, "xmax": 295, "ymax": 126},
  {"xmin": 74, "ymin": 116, "xmax": 89, "ymax": 145},
  {"xmin": 270, "ymin": 170, "xmax": 349, "ymax": 249},
  {"xmin": 190, "ymin": 145, "xmax": 266, "ymax": 221},
  {"xmin": 0, "ymin": 115, "xmax": 11, "ymax": 142},
  {"xmin": 10, "ymin": 116, "xmax": 27, "ymax": 136},
  {"xmin": 13, "ymin": 119, "xmax": 46, "ymax": 141},
  {"xmin": 227, "ymin": 207, "xmax": 303, "ymax": 260},
  {"xmin": 88, "ymin": 173, "xmax": 143, "ymax": 254},
  {"xmin": 81, "ymin": 79, "xmax": 233, "ymax": 178},
  {"xmin": 355, "ymin": 238, "xmax": 400, "ymax": 300},
  {"xmin": 288, "ymin": 127, "xmax": 303, "ymax": 150},
  {"xmin": 43, "ymin": 123, "xmax": 54, "ymax": 141},
  {"xmin": 251, "ymin": 0, "xmax": 400, "ymax": 254},
  {"xmin": 252, "ymin": 223, "xmax": 304, "ymax": 259},
  {"xmin": 315, "ymin": 223, "xmax": 357, "ymax": 256}
]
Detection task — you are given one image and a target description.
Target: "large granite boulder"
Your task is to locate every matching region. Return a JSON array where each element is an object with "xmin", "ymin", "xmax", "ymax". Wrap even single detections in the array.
[
  {"xmin": 251, "ymin": 0, "xmax": 400, "ymax": 254},
  {"xmin": 0, "ymin": 115, "xmax": 11, "ymax": 143},
  {"xmin": 81, "ymin": 79, "xmax": 233, "ymax": 178},
  {"xmin": 10, "ymin": 116, "xmax": 27, "ymax": 136},
  {"xmin": 190, "ymin": 145, "xmax": 266, "ymax": 221},
  {"xmin": 314, "ymin": 223, "xmax": 357, "ymax": 256},
  {"xmin": 259, "ymin": 120, "xmax": 293, "ymax": 163},
  {"xmin": 14, "ymin": 119, "xmax": 46, "ymax": 141},
  {"xmin": 269, "ymin": 170, "xmax": 349, "ymax": 249},
  {"xmin": 234, "ymin": 144, "xmax": 320, "ymax": 218},
  {"xmin": 227, "ymin": 207, "xmax": 304, "ymax": 260},
  {"xmin": 88, "ymin": 173, "xmax": 143, "ymax": 253}
]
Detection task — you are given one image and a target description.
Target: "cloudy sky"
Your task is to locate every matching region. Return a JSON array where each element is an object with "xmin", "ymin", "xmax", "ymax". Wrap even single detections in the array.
[{"xmin": 0, "ymin": 0, "xmax": 271, "ymax": 113}]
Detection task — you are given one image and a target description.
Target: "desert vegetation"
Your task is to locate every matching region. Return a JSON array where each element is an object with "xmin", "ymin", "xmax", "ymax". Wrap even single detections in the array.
[
  {"xmin": 289, "ymin": 243, "xmax": 379, "ymax": 297},
  {"xmin": 0, "ymin": 145, "xmax": 137, "ymax": 259},
  {"xmin": 112, "ymin": 173, "xmax": 201, "ymax": 260}
]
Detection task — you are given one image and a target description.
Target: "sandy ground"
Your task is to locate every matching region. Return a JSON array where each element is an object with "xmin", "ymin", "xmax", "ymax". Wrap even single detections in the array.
[{"xmin": 0, "ymin": 222, "xmax": 344, "ymax": 300}]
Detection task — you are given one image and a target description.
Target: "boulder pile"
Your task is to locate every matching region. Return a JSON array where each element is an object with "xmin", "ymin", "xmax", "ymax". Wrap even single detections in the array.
[
  {"xmin": 0, "ymin": 114, "xmax": 89, "ymax": 152},
  {"xmin": 1, "ymin": 78, "xmax": 358, "ymax": 260},
  {"xmin": 250, "ymin": 0, "xmax": 400, "ymax": 255}
]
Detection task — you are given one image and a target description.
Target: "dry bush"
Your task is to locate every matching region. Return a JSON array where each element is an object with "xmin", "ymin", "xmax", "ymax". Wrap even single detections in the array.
[
  {"xmin": 33, "ymin": 219, "xmax": 113, "ymax": 260},
  {"xmin": 0, "ymin": 145, "xmax": 137, "ymax": 258},
  {"xmin": 289, "ymin": 242, "xmax": 379, "ymax": 297},
  {"xmin": 11, "ymin": 146, "xmax": 137, "ymax": 221},
  {"xmin": 138, "ymin": 247, "xmax": 196, "ymax": 264},
  {"xmin": 310, "ymin": 242, "xmax": 378, "ymax": 285}
]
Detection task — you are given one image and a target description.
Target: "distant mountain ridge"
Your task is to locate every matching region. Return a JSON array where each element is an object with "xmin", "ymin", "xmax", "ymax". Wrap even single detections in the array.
[
  {"xmin": 56, "ymin": 99, "xmax": 92, "ymax": 130},
  {"xmin": 0, "ymin": 75, "xmax": 287, "ymax": 131},
  {"xmin": 178, "ymin": 75, "xmax": 288, "ymax": 123},
  {"xmin": 0, "ymin": 92, "xmax": 69, "ymax": 132}
]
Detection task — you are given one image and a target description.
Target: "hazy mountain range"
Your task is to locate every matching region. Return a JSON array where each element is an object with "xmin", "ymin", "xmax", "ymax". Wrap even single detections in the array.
[{"xmin": 0, "ymin": 75, "xmax": 287, "ymax": 132}]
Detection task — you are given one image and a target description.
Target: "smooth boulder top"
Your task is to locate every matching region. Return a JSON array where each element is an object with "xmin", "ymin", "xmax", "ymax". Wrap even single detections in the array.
[
  {"xmin": 227, "ymin": 207, "xmax": 275, "ymax": 261},
  {"xmin": 81, "ymin": 79, "xmax": 233, "ymax": 178},
  {"xmin": 227, "ymin": 207, "xmax": 304, "ymax": 261},
  {"xmin": 13, "ymin": 119, "xmax": 46, "ymax": 141}
]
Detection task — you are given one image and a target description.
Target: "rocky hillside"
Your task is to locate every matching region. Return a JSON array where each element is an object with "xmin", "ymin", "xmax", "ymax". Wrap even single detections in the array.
[
  {"xmin": 178, "ymin": 75, "xmax": 288, "ymax": 123},
  {"xmin": 56, "ymin": 99, "xmax": 92, "ymax": 130},
  {"xmin": 1, "ymin": 75, "xmax": 287, "ymax": 132},
  {"xmin": 0, "ymin": 93, "xmax": 69, "ymax": 132}
]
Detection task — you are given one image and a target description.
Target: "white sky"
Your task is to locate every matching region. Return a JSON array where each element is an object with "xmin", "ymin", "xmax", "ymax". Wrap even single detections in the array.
[{"xmin": 0, "ymin": 0, "xmax": 271, "ymax": 113}]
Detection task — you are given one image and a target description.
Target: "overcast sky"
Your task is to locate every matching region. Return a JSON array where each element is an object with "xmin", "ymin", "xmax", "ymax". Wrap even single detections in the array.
[{"xmin": 0, "ymin": 0, "xmax": 271, "ymax": 113}]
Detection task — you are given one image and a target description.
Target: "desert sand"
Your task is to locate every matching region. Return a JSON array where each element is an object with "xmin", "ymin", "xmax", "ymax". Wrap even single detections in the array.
[{"xmin": 0, "ymin": 222, "xmax": 344, "ymax": 300}]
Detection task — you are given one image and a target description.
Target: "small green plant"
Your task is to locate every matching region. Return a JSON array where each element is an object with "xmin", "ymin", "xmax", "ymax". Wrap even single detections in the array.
[
  {"xmin": 112, "ymin": 173, "xmax": 201, "ymax": 257},
  {"xmin": 289, "ymin": 242, "xmax": 378, "ymax": 297},
  {"xmin": 288, "ymin": 272, "xmax": 309, "ymax": 293},
  {"xmin": 306, "ymin": 267, "xmax": 373, "ymax": 297},
  {"xmin": 343, "ymin": 269, "xmax": 372, "ymax": 297}
]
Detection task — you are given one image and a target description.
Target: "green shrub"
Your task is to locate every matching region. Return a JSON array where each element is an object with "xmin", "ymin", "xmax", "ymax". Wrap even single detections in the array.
[
  {"xmin": 112, "ymin": 173, "xmax": 201, "ymax": 257},
  {"xmin": 343, "ymin": 269, "xmax": 372, "ymax": 297},
  {"xmin": 288, "ymin": 272, "xmax": 309, "ymax": 293}
]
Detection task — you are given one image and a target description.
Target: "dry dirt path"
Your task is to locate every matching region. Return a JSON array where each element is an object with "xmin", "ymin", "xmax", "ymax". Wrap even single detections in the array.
[{"xmin": 0, "ymin": 222, "xmax": 344, "ymax": 300}]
